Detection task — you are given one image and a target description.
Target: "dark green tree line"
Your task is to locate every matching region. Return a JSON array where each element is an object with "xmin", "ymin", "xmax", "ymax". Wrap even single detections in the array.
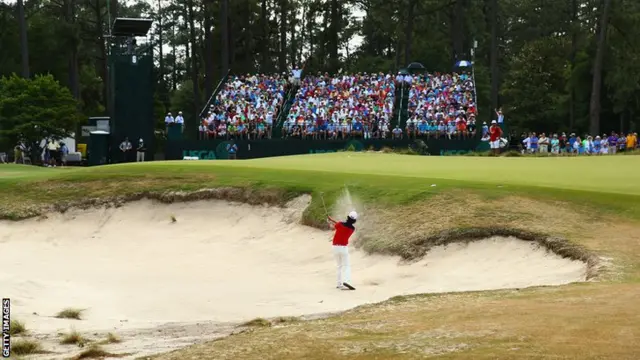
[{"xmin": 1, "ymin": 0, "xmax": 639, "ymax": 142}]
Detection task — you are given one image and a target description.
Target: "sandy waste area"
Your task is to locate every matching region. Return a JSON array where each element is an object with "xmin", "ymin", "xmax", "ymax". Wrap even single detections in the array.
[{"xmin": 0, "ymin": 194, "xmax": 587, "ymax": 359}]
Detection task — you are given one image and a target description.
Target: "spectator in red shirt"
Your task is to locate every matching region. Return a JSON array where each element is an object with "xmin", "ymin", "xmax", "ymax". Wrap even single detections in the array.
[
  {"xmin": 489, "ymin": 120, "xmax": 503, "ymax": 154},
  {"xmin": 327, "ymin": 211, "xmax": 358, "ymax": 290}
]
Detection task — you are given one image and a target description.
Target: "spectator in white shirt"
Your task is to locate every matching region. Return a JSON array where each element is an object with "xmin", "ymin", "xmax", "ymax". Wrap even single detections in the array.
[
  {"xmin": 119, "ymin": 137, "xmax": 132, "ymax": 162},
  {"xmin": 495, "ymin": 108, "xmax": 504, "ymax": 124},
  {"xmin": 165, "ymin": 112, "xmax": 174, "ymax": 133},
  {"xmin": 291, "ymin": 65, "xmax": 304, "ymax": 86},
  {"xmin": 175, "ymin": 111, "xmax": 185, "ymax": 132}
]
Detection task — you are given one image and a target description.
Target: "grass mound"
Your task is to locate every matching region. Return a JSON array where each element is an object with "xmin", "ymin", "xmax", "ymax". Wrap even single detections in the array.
[
  {"xmin": 9, "ymin": 319, "xmax": 26, "ymax": 336},
  {"xmin": 242, "ymin": 318, "xmax": 272, "ymax": 327},
  {"xmin": 354, "ymin": 192, "xmax": 603, "ymax": 275},
  {"xmin": 11, "ymin": 339, "xmax": 43, "ymax": 355},
  {"xmin": 55, "ymin": 308, "xmax": 84, "ymax": 320},
  {"xmin": 73, "ymin": 345, "xmax": 126, "ymax": 359},
  {"xmin": 60, "ymin": 330, "xmax": 86, "ymax": 345},
  {"xmin": 104, "ymin": 332, "xmax": 122, "ymax": 344}
]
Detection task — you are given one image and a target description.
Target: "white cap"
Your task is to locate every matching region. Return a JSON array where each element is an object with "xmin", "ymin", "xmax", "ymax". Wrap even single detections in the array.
[
  {"xmin": 491, "ymin": 120, "xmax": 497, "ymax": 124},
  {"xmin": 348, "ymin": 211, "xmax": 358, "ymax": 220}
]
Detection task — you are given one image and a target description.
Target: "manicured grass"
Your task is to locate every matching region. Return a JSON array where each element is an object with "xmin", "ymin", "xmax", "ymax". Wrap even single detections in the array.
[{"xmin": 2, "ymin": 153, "xmax": 640, "ymax": 220}]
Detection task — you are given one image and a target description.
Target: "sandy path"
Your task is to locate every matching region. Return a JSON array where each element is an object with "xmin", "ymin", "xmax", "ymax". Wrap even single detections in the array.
[{"xmin": 0, "ymin": 196, "xmax": 587, "ymax": 359}]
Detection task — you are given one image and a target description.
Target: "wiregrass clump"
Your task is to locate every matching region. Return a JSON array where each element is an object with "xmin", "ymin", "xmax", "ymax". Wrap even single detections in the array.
[
  {"xmin": 55, "ymin": 308, "xmax": 84, "ymax": 320},
  {"xmin": 11, "ymin": 339, "xmax": 43, "ymax": 355},
  {"xmin": 73, "ymin": 345, "xmax": 122, "ymax": 359},
  {"xmin": 242, "ymin": 318, "xmax": 272, "ymax": 327},
  {"xmin": 60, "ymin": 330, "xmax": 87, "ymax": 345},
  {"xmin": 9, "ymin": 319, "xmax": 26, "ymax": 336}
]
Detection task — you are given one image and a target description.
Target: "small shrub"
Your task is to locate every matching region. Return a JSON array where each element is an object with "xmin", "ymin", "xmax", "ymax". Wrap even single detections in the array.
[
  {"xmin": 105, "ymin": 332, "xmax": 121, "ymax": 344},
  {"xmin": 170, "ymin": 214, "xmax": 177, "ymax": 223},
  {"xmin": 272, "ymin": 316, "xmax": 299, "ymax": 324},
  {"xmin": 11, "ymin": 339, "xmax": 43, "ymax": 355},
  {"xmin": 74, "ymin": 345, "xmax": 117, "ymax": 359},
  {"xmin": 56, "ymin": 308, "xmax": 83, "ymax": 320},
  {"xmin": 10, "ymin": 319, "xmax": 26, "ymax": 335},
  {"xmin": 242, "ymin": 318, "xmax": 272, "ymax": 327},
  {"xmin": 380, "ymin": 146, "xmax": 394, "ymax": 153},
  {"xmin": 345, "ymin": 144, "xmax": 356, "ymax": 152},
  {"xmin": 60, "ymin": 330, "xmax": 86, "ymax": 345}
]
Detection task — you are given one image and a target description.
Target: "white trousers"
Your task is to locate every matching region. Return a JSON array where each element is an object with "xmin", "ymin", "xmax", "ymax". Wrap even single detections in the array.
[
  {"xmin": 137, "ymin": 151, "xmax": 145, "ymax": 162},
  {"xmin": 333, "ymin": 245, "xmax": 351, "ymax": 286}
]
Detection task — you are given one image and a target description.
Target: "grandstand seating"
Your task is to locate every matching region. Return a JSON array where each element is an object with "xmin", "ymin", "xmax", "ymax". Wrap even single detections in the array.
[
  {"xmin": 196, "ymin": 71, "xmax": 477, "ymax": 141},
  {"xmin": 406, "ymin": 72, "xmax": 477, "ymax": 139},
  {"xmin": 199, "ymin": 74, "xmax": 288, "ymax": 140}
]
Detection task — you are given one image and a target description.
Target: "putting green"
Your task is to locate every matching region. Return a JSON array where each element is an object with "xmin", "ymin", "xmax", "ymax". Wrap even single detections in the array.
[{"xmin": 4, "ymin": 152, "xmax": 638, "ymax": 195}]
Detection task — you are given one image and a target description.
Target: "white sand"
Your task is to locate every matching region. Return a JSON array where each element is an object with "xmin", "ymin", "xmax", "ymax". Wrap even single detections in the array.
[{"xmin": 0, "ymin": 195, "xmax": 587, "ymax": 358}]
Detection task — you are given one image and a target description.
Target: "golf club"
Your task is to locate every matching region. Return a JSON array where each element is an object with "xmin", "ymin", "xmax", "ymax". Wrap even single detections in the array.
[{"xmin": 320, "ymin": 192, "xmax": 329, "ymax": 218}]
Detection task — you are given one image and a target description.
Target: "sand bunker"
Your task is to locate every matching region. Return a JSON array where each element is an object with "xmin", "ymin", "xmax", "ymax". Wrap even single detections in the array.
[{"xmin": 0, "ymin": 195, "xmax": 587, "ymax": 358}]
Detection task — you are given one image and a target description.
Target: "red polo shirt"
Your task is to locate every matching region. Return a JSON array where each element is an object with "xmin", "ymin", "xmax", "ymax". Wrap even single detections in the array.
[
  {"xmin": 490, "ymin": 125, "xmax": 502, "ymax": 141},
  {"xmin": 332, "ymin": 222, "xmax": 355, "ymax": 246}
]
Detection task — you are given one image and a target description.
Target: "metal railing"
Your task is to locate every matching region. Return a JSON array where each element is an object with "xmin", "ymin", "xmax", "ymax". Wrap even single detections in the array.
[{"xmin": 199, "ymin": 69, "xmax": 231, "ymax": 118}]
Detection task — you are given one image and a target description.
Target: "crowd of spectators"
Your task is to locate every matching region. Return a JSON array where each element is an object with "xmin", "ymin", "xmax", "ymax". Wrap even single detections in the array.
[
  {"xmin": 191, "ymin": 70, "xmax": 482, "ymax": 141},
  {"xmin": 282, "ymin": 73, "xmax": 396, "ymax": 139},
  {"xmin": 404, "ymin": 72, "xmax": 478, "ymax": 139},
  {"xmin": 198, "ymin": 74, "xmax": 288, "ymax": 140},
  {"xmin": 516, "ymin": 131, "xmax": 638, "ymax": 155}
]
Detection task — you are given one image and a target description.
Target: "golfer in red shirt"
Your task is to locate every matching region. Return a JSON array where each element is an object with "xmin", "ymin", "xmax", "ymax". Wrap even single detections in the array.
[
  {"xmin": 489, "ymin": 120, "xmax": 503, "ymax": 154},
  {"xmin": 328, "ymin": 211, "xmax": 358, "ymax": 290}
]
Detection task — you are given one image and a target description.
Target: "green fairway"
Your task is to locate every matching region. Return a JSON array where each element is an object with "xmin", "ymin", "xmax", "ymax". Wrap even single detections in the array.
[
  {"xmin": 3, "ymin": 152, "xmax": 640, "ymax": 193},
  {"xmin": 2, "ymin": 153, "xmax": 640, "ymax": 220}
]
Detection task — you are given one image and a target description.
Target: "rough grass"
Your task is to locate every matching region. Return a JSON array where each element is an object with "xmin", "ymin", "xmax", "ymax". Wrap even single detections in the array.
[
  {"xmin": 104, "ymin": 332, "xmax": 122, "ymax": 344},
  {"xmin": 355, "ymin": 192, "xmax": 601, "ymax": 278},
  {"xmin": 55, "ymin": 308, "xmax": 84, "ymax": 320},
  {"xmin": 60, "ymin": 330, "xmax": 86, "ymax": 345},
  {"xmin": 73, "ymin": 345, "xmax": 126, "ymax": 359},
  {"xmin": 11, "ymin": 338, "xmax": 43, "ymax": 355},
  {"xmin": 241, "ymin": 318, "xmax": 272, "ymax": 327},
  {"xmin": 9, "ymin": 319, "xmax": 26, "ymax": 336},
  {"xmin": 150, "ymin": 284, "xmax": 640, "ymax": 360}
]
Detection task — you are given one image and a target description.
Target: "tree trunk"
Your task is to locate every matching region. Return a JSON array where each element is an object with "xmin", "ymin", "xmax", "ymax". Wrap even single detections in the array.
[
  {"xmin": 158, "ymin": 0, "xmax": 167, "ymax": 110},
  {"xmin": 307, "ymin": 4, "xmax": 315, "ymax": 69},
  {"xmin": 221, "ymin": 0, "xmax": 229, "ymax": 78},
  {"xmin": 451, "ymin": 0, "xmax": 465, "ymax": 63},
  {"xmin": 589, "ymin": 0, "xmax": 611, "ymax": 136},
  {"xmin": 183, "ymin": 9, "xmax": 190, "ymax": 74},
  {"xmin": 17, "ymin": 0, "xmax": 29, "ymax": 78},
  {"xmin": 569, "ymin": 0, "xmax": 577, "ymax": 131},
  {"xmin": 95, "ymin": 0, "xmax": 109, "ymax": 112},
  {"xmin": 404, "ymin": 0, "xmax": 416, "ymax": 66},
  {"xmin": 172, "ymin": 14, "xmax": 177, "ymax": 91},
  {"xmin": 187, "ymin": 0, "xmax": 200, "ymax": 137},
  {"xmin": 488, "ymin": 0, "xmax": 499, "ymax": 110},
  {"xmin": 279, "ymin": 0, "xmax": 287, "ymax": 72},
  {"xmin": 329, "ymin": 0, "xmax": 340, "ymax": 73},
  {"xmin": 300, "ymin": 2, "xmax": 306, "ymax": 67},
  {"xmin": 203, "ymin": 0, "xmax": 213, "ymax": 97},
  {"xmin": 66, "ymin": 0, "xmax": 80, "ymax": 99},
  {"xmin": 260, "ymin": 0, "xmax": 270, "ymax": 73},
  {"xmin": 291, "ymin": 18, "xmax": 297, "ymax": 68}
]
